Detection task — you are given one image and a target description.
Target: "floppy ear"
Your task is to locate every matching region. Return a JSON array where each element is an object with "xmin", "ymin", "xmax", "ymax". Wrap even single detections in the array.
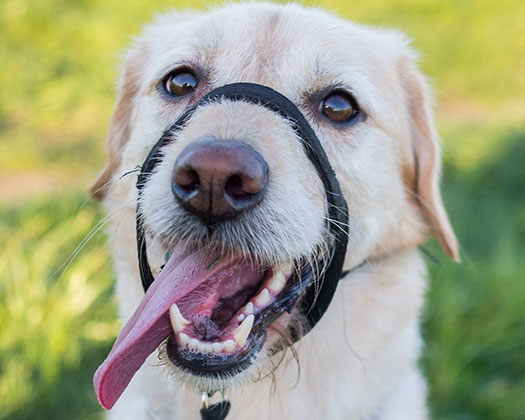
[
  {"xmin": 90, "ymin": 44, "xmax": 147, "ymax": 199},
  {"xmin": 400, "ymin": 56, "xmax": 460, "ymax": 261}
]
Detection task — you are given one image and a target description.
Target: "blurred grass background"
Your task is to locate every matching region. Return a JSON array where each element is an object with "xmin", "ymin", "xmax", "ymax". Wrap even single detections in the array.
[{"xmin": 0, "ymin": 0, "xmax": 523, "ymax": 419}]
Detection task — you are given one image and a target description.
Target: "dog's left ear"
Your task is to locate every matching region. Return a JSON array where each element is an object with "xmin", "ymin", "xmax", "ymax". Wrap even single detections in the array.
[
  {"xmin": 400, "ymin": 54, "xmax": 460, "ymax": 261},
  {"xmin": 90, "ymin": 43, "xmax": 148, "ymax": 200}
]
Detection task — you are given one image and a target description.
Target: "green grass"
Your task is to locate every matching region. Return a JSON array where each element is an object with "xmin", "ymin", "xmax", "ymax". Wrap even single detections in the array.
[
  {"xmin": 423, "ymin": 131, "xmax": 525, "ymax": 420},
  {"xmin": 0, "ymin": 197, "xmax": 117, "ymax": 419},
  {"xmin": 1, "ymin": 0, "xmax": 524, "ymax": 419}
]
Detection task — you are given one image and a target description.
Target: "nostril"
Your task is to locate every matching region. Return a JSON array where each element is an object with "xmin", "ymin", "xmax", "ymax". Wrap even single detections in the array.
[
  {"xmin": 224, "ymin": 170, "xmax": 266, "ymax": 209},
  {"xmin": 173, "ymin": 168, "xmax": 200, "ymax": 199},
  {"xmin": 225, "ymin": 174, "xmax": 248, "ymax": 199}
]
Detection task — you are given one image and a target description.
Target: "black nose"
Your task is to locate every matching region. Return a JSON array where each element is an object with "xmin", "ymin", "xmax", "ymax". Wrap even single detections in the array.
[{"xmin": 172, "ymin": 140, "xmax": 268, "ymax": 223}]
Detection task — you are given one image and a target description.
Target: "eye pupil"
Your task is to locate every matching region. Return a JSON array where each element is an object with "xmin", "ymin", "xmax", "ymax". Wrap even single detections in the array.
[
  {"xmin": 166, "ymin": 70, "xmax": 197, "ymax": 96},
  {"xmin": 321, "ymin": 92, "xmax": 358, "ymax": 122}
]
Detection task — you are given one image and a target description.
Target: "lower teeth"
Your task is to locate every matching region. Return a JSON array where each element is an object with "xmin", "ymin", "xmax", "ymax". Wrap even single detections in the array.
[{"xmin": 179, "ymin": 334, "xmax": 237, "ymax": 355}]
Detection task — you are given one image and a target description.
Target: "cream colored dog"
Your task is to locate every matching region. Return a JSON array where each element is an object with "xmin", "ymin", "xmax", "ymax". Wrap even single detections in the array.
[{"xmin": 91, "ymin": 3, "xmax": 458, "ymax": 419}]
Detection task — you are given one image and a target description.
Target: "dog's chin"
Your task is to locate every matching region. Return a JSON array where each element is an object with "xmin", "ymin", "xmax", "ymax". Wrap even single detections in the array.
[
  {"xmin": 166, "ymin": 333, "xmax": 265, "ymax": 376},
  {"xmin": 158, "ymin": 321, "xmax": 293, "ymax": 392},
  {"xmin": 162, "ymin": 326, "xmax": 272, "ymax": 392}
]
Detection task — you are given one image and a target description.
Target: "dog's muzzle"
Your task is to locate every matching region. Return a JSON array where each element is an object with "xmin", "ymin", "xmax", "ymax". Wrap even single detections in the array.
[{"xmin": 94, "ymin": 83, "xmax": 349, "ymax": 410}]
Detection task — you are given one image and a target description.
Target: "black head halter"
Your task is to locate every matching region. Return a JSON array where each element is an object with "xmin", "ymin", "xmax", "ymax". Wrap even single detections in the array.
[{"xmin": 136, "ymin": 82, "xmax": 349, "ymax": 339}]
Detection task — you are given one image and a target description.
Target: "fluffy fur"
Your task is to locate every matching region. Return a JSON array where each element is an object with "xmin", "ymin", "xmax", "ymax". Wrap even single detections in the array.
[{"xmin": 92, "ymin": 3, "xmax": 458, "ymax": 419}]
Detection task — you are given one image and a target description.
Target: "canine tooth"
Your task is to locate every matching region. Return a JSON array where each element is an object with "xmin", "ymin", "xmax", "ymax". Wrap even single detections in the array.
[
  {"xmin": 267, "ymin": 271, "xmax": 286, "ymax": 294},
  {"xmin": 212, "ymin": 342, "xmax": 224, "ymax": 353},
  {"xmin": 233, "ymin": 314, "xmax": 254, "ymax": 347},
  {"xmin": 189, "ymin": 338, "xmax": 199, "ymax": 350},
  {"xmin": 280, "ymin": 261, "xmax": 293, "ymax": 277},
  {"xmin": 179, "ymin": 332, "xmax": 190, "ymax": 345},
  {"xmin": 255, "ymin": 288, "xmax": 271, "ymax": 307},
  {"xmin": 244, "ymin": 302, "xmax": 254, "ymax": 315},
  {"xmin": 169, "ymin": 303, "xmax": 190, "ymax": 333},
  {"xmin": 223, "ymin": 340, "xmax": 235, "ymax": 352}
]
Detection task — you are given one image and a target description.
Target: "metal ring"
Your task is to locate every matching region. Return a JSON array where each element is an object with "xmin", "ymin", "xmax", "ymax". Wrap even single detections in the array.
[{"xmin": 201, "ymin": 391, "xmax": 209, "ymax": 409}]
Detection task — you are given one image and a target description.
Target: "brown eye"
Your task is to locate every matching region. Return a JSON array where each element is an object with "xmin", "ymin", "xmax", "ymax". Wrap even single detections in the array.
[
  {"xmin": 165, "ymin": 69, "xmax": 198, "ymax": 96},
  {"xmin": 320, "ymin": 91, "xmax": 358, "ymax": 122}
]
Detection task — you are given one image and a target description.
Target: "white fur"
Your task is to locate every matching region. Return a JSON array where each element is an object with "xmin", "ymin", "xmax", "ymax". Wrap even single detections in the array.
[{"xmin": 94, "ymin": 3, "xmax": 458, "ymax": 419}]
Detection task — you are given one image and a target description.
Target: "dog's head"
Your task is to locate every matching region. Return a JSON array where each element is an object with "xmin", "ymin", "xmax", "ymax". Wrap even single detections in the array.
[{"xmin": 92, "ymin": 3, "xmax": 458, "ymax": 409}]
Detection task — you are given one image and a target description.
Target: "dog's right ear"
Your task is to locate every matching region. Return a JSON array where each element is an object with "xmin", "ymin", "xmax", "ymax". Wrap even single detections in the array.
[
  {"xmin": 399, "ymin": 52, "xmax": 460, "ymax": 262},
  {"xmin": 90, "ymin": 44, "xmax": 148, "ymax": 200}
]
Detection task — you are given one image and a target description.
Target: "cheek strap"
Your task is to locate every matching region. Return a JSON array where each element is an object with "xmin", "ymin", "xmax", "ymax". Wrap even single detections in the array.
[{"xmin": 136, "ymin": 82, "xmax": 349, "ymax": 340}]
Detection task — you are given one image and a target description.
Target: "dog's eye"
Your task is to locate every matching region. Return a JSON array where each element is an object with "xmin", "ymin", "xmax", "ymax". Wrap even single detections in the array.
[
  {"xmin": 320, "ymin": 91, "xmax": 358, "ymax": 122},
  {"xmin": 165, "ymin": 69, "xmax": 198, "ymax": 96}
]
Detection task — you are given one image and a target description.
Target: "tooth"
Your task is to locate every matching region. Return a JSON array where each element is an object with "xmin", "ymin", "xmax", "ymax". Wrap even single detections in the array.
[
  {"xmin": 212, "ymin": 342, "xmax": 224, "ymax": 353},
  {"xmin": 237, "ymin": 313, "xmax": 246, "ymax": 322},
  {"xmin": 179, "ymin": 332, "xmax": 189, "ymax": 345},
  {"xmin": 233, "ymin": 314, "xmax": 254, "ymax": 347},
  {"xmin": 196, "ymin": 340, "xmax": 212, "ymax": 353},
  {"xmin": 280, "ymin": 261, "xmax": 293, "ymax": 277},
  {"xmin": 255, "ymin": 288, "xmax": 271, "ymax": 307},
  {"xmin": 267, "ymin": 271, "xmax": 286, "ymax": 294},
  {"xmin": 223, "ymin": 339, "xmax": 235, "ymax": 352},
  {"xmin": 244, "ymin": 302, "xmax": 254, "ymax": 315},
  {"xmin": 189, "ymin": 338, "xmax": 199, "ymax": 350},
  {"xmin": 169, "ymin": 303, "xmax": 190, "ymax": 333}
]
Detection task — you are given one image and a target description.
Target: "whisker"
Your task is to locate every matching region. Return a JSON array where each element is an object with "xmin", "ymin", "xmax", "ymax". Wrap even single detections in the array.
[
  {"xmin": 323, "ymin": 216, "xmax": 350, "ymax": 238},
  {"xmin": 119, "ymin": 166, "xmax": 143, "ymax": 179},
  {"xmin": 50, "ymin": 207, "xmax": 121, "ymax": 290},
  {"xmin": 326, "ymin": 202, "xmax": 349, "ymax": 217}
]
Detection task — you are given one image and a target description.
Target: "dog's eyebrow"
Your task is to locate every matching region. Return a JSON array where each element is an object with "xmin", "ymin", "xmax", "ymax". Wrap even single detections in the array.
[{"xmin": 305, "ymin": 61, "xmax": 365, "ymax": 101}]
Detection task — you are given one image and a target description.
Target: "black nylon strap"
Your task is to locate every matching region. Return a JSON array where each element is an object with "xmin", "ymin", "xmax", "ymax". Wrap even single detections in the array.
[{"xmin": 136, "ymin": 82, "xmax": 349, "ymax": 338}]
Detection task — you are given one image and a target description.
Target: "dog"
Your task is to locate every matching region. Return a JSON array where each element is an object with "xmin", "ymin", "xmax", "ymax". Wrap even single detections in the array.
[{"xmin": 91, "ymin": 3, "xmax": 459, "ymax": 419}]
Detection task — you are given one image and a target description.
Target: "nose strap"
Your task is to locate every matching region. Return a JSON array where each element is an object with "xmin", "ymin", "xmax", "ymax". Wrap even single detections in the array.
[{"xmin": 136, "ymin": 82, "xmax": 349, "ymax": 338}]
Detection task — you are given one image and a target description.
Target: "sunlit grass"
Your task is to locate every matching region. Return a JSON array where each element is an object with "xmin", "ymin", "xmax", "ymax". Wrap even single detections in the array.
[{"xmin": 1, "ymin": 0, "xmax": 524, "ymax": 178}]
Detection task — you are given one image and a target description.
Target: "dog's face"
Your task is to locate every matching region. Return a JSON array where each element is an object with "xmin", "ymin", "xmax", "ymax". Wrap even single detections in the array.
[{"xmin": 93, "ymin": 3, "xmax": 458, "ymax": 407}]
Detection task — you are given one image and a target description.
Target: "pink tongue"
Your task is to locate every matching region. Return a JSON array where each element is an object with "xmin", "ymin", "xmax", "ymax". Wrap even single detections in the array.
[{"xmin": 93, "ymin": 245, "xmax": 238, "ymax": 409}]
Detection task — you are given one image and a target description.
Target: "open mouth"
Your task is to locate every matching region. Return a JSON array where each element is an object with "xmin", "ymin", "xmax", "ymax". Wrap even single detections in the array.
[
  {"xmin": 166, "ymin": 250, "xmax": 299, "ymax": 376},
  {"xmin": 94, "ymin": 240, "xmax": 313, "ymax": 409}
]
